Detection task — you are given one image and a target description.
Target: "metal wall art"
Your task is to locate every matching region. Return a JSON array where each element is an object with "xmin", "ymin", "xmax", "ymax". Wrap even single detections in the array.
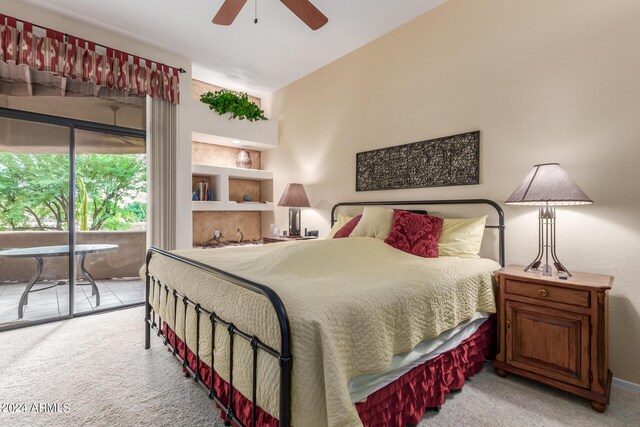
[{"xmin": 356, "ymin": 131, "xmax": 480, "ymax": 191}]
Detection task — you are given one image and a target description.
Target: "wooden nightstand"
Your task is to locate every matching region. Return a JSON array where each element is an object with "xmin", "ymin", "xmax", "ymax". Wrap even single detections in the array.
[
  {"xmin": 262, "ymin": 236, "xmax": 317, "ymax": 244},
  {"xmin": 493, "ymin": 265, "xmax": 613, "ymax": 412}
]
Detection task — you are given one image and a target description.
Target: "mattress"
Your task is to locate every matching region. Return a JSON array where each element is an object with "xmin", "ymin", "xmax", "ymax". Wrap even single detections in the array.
[
  {"xmin": 349, "ymin": 312, "xmax": 490, "ymax": 403},
  {"xmin": 146, "ymin": 237, "xmax": 500, "ymax": 427}
]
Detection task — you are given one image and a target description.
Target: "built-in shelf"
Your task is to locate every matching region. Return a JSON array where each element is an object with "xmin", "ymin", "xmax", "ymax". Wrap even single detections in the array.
[
  {"xmin": 187, "ymin": 99, "xmax": 278, "ymax": 150},
  {"xmin": 192, "ymin": 201, "xmax": 274, "ymax": 212},
  {"xmin": 192, "ymin": 164, "xmax": 273, "ymax": 212},
  {"xmin": 192, "ymin": 164, "xmax": 272, "ymax": 181}
]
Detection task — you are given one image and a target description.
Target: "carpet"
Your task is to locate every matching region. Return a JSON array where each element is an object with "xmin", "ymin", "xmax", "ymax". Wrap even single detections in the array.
[{"xmin": 0, "ymin": 307, "xmax": 637, "ymax": 427}]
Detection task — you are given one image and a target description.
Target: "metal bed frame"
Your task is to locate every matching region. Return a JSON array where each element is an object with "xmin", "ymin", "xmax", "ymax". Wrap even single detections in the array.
[{"xmin": 144, "ymin": 199, "xmax": 505, "ymax": 427}]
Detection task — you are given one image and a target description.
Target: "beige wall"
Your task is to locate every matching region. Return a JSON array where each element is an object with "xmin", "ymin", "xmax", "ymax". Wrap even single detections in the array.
[{"xmin": 264, "ymin": 0, "xmax": 640, "ymax": 383}]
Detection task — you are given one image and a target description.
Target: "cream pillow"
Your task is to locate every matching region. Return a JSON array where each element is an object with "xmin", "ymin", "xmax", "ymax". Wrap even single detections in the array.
[
  {"xmin": 327, "ymin": 214, "xmax": 353, "ymax": 238},
  {"xmin": 349, "ymin": 206, "xmax": 394, "ymax": 239},
  {"xmin": 438, "ymin": 216, "xmax": 487, "ymax": 258}
]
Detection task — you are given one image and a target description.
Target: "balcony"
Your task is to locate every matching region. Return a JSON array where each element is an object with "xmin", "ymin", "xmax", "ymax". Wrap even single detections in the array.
[{"xmin": 0, "ymin": 230, "xmax": 145, "ymax": 327}]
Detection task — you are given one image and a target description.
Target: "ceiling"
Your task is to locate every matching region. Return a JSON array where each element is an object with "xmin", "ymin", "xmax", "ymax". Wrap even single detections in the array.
[{"xmin": 22, "ymin": 0, "xmax": 446, "ymax": 97}]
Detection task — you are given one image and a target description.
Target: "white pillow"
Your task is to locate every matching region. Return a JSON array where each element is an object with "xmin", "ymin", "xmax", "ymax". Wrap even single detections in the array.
[
  {"xmin": 438, "ymin": 216, "xmax": 487, "ymax": 258},
  {"xmin": 349, "ymin": 206, "xmax": 394, "ymax": 239},
  {"xmin": 327, "ymin": 214, "xmax": 352, "ymax": 238}
]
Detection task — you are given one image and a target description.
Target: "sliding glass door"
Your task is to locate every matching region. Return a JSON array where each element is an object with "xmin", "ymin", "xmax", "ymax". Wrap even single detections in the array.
[
  {"xmin": 0, "ymin": 116, "xmax": 71, "ymax": 326},
  {"xmin": 73, "ymin": 129, "xmax": 147, "ymax": 314},
  {"xmin": 0, "ymin": 107, "xmax": 146, "ymax": 330}
]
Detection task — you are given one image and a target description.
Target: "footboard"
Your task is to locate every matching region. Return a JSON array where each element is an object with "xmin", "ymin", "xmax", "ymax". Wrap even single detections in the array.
[{"xmin": 144, "ymin": 247, "xmax": 292, "ymax": 427}]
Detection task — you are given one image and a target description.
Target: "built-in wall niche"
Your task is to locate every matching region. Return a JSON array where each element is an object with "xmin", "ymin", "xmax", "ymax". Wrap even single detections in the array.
[
  {"xmin": 191, "ymin": 164, "xmax": 272, "ymax": 211},
  {"xmin": 229, "ymin": 178, "xmax": 260, "ymax": 203},
  {"xmin": 192, "ymin": 141, "xmax": 261, "ymax": 169},
  {"xmin": 192, "ymin": 175, "xmax": 262, "ymax": 203},
  {"xmin": 191, "ymin": 175, "xmax": 213, "ymax": 201},
  {"xmin": 191, "ymin": 141, "xmax": 272, "ymax": 209},
  {"xmin": 191, "ymin": 140, "xmax": 273, "ymax": 247},
  {"xmin": 193, "ymin": 211, "xmax": 261, "ymax": 245}
]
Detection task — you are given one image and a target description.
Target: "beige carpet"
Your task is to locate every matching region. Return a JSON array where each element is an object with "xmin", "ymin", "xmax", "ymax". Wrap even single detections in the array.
[{"xmin": 0, "ymin": 307, "xmax": 638, "ymax": 427}]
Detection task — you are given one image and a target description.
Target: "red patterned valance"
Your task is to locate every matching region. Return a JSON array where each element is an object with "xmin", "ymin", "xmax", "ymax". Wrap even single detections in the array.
[{"xmin": 0, "ymin": 14, "xmax": 180, "ymax": 104}]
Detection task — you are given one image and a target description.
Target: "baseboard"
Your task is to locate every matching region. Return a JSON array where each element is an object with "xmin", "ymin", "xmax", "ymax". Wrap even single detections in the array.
[
  {"xmin": 485, "ymin": 362, "xmax": 640, "ymax": 394},
  {"xmin": 612, "ymin": 377, "xmax": 640, "ymax": 393}
]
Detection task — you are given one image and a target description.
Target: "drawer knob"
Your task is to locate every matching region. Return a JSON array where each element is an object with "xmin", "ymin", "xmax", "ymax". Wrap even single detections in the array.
[{"xmin": 539, "ymin": 289, "xmax": 548, "ymax": 297}]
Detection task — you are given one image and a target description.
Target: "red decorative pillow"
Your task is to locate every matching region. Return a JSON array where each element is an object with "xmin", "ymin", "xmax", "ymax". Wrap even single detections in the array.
[
  {"xmin": 333, "ymin": 215, "xmax": 362, "ymax": 238},
  {"xmin": 384, "ymin": 210, "xmax": 444, "ymax": 258}
]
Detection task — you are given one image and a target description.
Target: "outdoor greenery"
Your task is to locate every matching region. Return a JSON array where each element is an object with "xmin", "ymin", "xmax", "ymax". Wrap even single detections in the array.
[
  {"xmin": 200, "ymin": 89, "xmax": 267, "ymax": 121},
  {"xmin": 0, "ymin": 153, "xmax": 146, "ymax": 231}
]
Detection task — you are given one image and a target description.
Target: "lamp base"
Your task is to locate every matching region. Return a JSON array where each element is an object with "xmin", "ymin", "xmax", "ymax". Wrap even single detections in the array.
[
  {"xmin": 524, "ymin": 206, "xmax": 572, "ymax": 277},
  {"xmin": 288, "ymin": 207, "xmax": 301, "ymax": 237}
]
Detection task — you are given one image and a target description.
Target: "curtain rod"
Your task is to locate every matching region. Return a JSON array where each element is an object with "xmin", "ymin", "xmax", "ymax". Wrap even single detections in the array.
[{"xmin": 5, "ymin": 14, "xmax": 187, "ymax": 74}]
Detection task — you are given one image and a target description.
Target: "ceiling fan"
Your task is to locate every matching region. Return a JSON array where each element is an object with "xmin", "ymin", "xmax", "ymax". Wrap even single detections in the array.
[
  {"xmin": 212, "ymin": 0, "xmax": 328, "ymax": 30},
  {"xmin": 107, "ymin": 103, "xmax": 142, "ymax": 147}
]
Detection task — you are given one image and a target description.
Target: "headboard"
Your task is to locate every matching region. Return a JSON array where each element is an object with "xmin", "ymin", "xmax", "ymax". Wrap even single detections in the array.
[{"xmin": 330, "ymin": 199, "xmax": 505, "ymax": 267}]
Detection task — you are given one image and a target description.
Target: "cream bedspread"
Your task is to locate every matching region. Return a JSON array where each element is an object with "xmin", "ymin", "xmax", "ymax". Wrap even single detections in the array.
[{"xmin": 146, "ymin": 237, "xmax": 499, "ymax": 427}]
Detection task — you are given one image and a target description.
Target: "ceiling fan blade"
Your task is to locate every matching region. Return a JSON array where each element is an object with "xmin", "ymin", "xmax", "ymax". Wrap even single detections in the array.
[
  {"xmin": 280, "ymin": 0, "xmax": 328, "ymax": 30},
  {"xmin": 212, "ymin": 0, "xmax": 248, "ymax": 25}
]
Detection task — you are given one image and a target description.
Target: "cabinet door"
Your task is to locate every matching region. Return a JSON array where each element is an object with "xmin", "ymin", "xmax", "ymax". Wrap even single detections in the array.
[{"xmin": 506, "ymin": 301, "xmax": 590, "ymax": 388}]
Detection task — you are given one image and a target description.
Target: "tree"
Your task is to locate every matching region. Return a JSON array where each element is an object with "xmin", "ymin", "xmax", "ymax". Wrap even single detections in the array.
[
  {"xmin": 0, "ymin": 153, "xmax": 69, "ymax": 231},
  {"xmin": 0, "ymin": 152, "xmax": 146, "ymax": 231},
  {"xmin": 76, "ymin": 154, "xmax": 146, "ymax": 230}
]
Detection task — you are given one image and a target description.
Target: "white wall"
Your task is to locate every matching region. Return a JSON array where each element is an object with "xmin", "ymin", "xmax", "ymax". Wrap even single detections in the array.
[
  {"xmin": 0, "ymin": 0, "xmax": 193, "ymax": 249},
  {"xmin": 264, "ymin": 0, "xmax": 640, "ymax": 383}
]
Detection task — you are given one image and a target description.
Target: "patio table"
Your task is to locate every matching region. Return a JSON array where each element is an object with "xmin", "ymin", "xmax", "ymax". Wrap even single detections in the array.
[{"xmin": 0, "ymin": 244, "xmax": 118, "ymax": 318}]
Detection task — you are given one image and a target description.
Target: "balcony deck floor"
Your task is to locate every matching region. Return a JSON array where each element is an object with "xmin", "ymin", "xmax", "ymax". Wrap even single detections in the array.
[{"xmin": 0, "ymin": 278, "xmax": 144, "ymax": 326}]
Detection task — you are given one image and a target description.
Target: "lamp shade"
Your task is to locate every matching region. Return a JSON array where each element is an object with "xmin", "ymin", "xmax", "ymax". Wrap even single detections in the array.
[
  {"xmin": 505, "ymin": 163, "xmax": 593, "ymax": 206},
  {"xmin": 277, "ymin": 183, "xmax": 310, "ymax": 207}
]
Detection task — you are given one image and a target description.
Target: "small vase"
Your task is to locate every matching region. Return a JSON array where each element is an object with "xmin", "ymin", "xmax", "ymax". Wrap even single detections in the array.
[{"xmin": 236, "ymin": 150, "xmax": 252, "ymax": 169}]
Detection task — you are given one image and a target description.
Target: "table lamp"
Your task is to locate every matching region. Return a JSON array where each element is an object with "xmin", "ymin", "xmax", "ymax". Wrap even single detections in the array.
[
  {"xmin": 277, "ymin": 183, "xmax": 310, "ymax": 237},
  {"xmin": 505, "ymin": 163, "xmax": 593, "ymax": 277}
]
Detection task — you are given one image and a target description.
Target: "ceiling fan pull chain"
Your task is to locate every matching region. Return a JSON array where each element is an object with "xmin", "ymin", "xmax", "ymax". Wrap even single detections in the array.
[{"xmin": 254, "ymin": 0, "xmax": 258, "ymax": 24}]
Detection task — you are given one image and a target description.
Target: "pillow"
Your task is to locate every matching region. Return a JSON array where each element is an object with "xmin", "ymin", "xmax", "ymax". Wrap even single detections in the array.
[
  {"xmin": 327, "ymin": 214, "xmax": 353, "ymax": 238},
  {"xmin": 334, "ymin": 215, "xmax": 362, "ymax": 238},
  {"xmin": 438, "ymin": 216, "xmax": 487, "ymax": 258},
  {"xmin": 349, "ymin": 206, "xmax": 394, "ymax": 239},
  {"xmin": 384, "ymin": 210, "xmax": 444, "ymax": 258}
]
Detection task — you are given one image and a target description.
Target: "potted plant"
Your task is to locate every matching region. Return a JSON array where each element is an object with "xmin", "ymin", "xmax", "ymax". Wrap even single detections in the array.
[{"xmin": 200, "ymin": 89, "xmax": 267, "ymax": 122}]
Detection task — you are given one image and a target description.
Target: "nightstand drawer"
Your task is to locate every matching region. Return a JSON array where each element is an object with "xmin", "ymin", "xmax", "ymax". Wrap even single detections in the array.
[{"xmin": 505, "ymin": 279, "xmax": 590, "ymax": 308}]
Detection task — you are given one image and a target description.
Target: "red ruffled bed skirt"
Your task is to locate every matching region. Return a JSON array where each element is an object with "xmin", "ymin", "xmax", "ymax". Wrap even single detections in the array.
[
  {"xmin": 163, "ymin": 324, "xmax": 279, "ymax": 426},
  {"xmin": 162, "ymin": 316, "xmax": 494, "ymax": 427},
  {"xmin": 355, "ymin": 317, "xmax": 495, "ymax": 426}
]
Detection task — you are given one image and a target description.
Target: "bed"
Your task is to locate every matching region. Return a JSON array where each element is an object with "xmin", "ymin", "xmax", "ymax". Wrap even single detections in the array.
[{"xmin": 143, "ymin": 199, "xmax": 505, "ymax": 427}]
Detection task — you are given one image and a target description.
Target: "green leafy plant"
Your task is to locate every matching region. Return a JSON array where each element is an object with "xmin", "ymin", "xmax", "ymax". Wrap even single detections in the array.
[
  {"xmin": 200, "ymin": 89, "xmax": 267, "ymax": 122},
  {"xmin": 0, "ymin": 152, "xmax": 146, "ymax": 232}
]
